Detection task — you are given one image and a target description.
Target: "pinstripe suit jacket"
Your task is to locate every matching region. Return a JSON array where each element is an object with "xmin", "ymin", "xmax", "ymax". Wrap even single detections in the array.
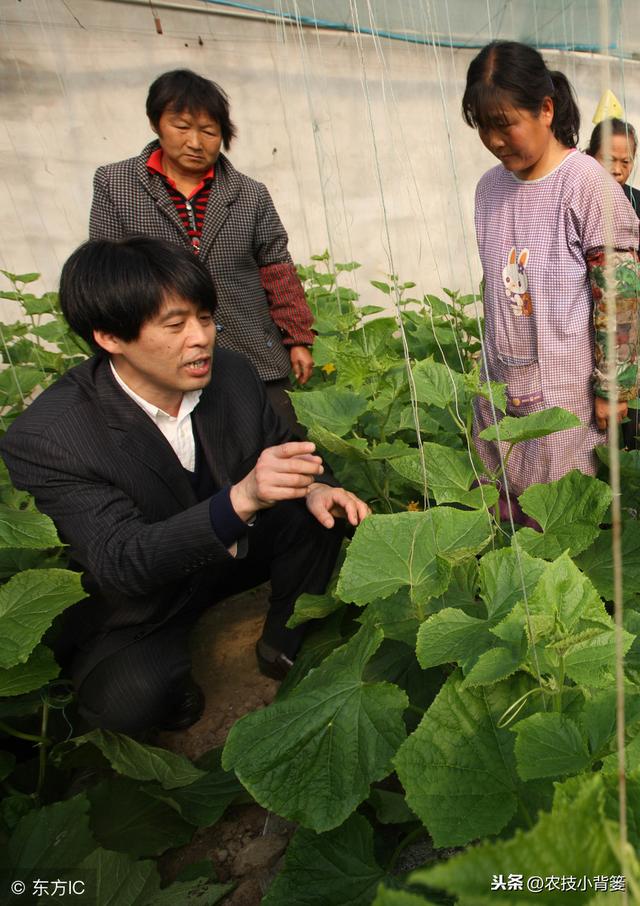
[
  {"xmin": 0, "ymin": 349, "xmax": 291, "ymax": 668},
  {"xmin": 89, "ymin": 142, "xmax": 298, "ymax": 381}
]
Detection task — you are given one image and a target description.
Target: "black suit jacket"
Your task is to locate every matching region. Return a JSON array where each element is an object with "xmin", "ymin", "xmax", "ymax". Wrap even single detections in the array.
[{"xmin": 0, "ymin": 348, "xmax": 292, "ymax": 668}]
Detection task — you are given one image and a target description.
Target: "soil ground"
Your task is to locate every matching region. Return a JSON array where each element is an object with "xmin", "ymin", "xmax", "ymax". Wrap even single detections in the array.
[{"xmin": 157, "ymin": 585, "xmax": 295, "ymax": 905}]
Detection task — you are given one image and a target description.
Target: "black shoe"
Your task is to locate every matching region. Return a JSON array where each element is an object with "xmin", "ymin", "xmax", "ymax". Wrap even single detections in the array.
[
  {"xmin": 160, "ymin": 679, "xmax": 205, "ymax": 731},
  {"xmin": 255, "ymin": 639, "xmax": 295, "ymax": 681}
]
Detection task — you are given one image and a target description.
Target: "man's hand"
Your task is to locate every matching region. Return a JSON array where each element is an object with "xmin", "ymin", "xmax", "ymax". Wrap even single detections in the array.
[
  {"xmin": 290, "ymin": 346, "xmax": 314, "ymax": 385},
  {"xmin": 305, "ymin": 483, "xmax": 371, "ymax": 529},
  {"xmin": 230, "ymin": 442, "xmax": 324, "ymax": 522},
  {"xmin": 595, "ymin": 396, "xmax": 628, "ymax": 431}
]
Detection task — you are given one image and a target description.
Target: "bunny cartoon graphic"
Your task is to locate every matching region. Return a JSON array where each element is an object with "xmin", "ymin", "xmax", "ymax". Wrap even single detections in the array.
[{"xmin": 502, "ymin": 247, "xmax": 533, "ymax": 317}]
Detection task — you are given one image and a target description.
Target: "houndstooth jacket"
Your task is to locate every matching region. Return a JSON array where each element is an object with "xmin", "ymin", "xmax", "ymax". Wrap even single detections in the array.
[{"xmin": 89, "ymin": 141, "xmax": 314, "ymax": 381}]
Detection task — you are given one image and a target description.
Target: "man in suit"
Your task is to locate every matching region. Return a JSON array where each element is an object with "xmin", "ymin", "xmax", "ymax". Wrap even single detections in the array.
[
  {"xmin": 0, "ymin": 237, "xmax": 369, "ymax": 735},
  {"xmin": 89, "ymin": 68, "xmax": 314, "ymax": 427}
]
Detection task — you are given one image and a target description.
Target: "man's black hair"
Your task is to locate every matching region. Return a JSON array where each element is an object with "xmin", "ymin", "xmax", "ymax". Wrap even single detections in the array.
[
  {"xmin": 59, "ymin": 236, "xmax": 217, "ymax": 347},
  {"xmin": 146, "ymin": 69, "xmax": 237, "ymax": 150}
]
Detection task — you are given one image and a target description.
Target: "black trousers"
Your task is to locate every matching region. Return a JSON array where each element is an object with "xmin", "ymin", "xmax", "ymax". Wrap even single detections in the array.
[{"xmin": 74, "ymin": 499, "xmax": 344, "ymax": 734}]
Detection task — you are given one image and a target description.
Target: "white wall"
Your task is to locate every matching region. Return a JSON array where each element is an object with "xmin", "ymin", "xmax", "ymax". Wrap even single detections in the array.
[{"xmin": 1, "ymin": 0, "xmax": 640, "ymax": 310}]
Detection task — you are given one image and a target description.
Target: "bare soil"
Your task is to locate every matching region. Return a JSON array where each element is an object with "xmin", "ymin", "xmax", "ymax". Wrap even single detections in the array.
[{"xmin": 158, "ymin": 586, "xmax": 295, "ymax": 905}]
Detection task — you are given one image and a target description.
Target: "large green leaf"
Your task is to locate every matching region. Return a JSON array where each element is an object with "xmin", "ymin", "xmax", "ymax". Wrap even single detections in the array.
[
  {"xmin": 603, "ymin": 769, "xmax": 640, "ymax": 858},
  {"xmin": 308, "ymin": 334, "xmax": 341, "ymax": 367},
  {"xmin": 308, "ymin": 425, "xmax": 369, "ymax": 461},
  {"xmin": 0, "ymin": 503, "xmax": 61, "ymax": 549},
  {"xmin": 72, "ymin": 848, "xmax": 158, "ymax": 906},
  {"xmin": 602, "ymin": 733, "xmax": 640, "ymax": 774},
  {"xmin": 368, "ymin": 788, "xmax": 417, "ymax": 825},
  {"xmin": 222, "ymin": 626, "xmax": 408, "ymax": 832},
  {"xmin": 4, "ymin": 794, "xmax": 96, "ymax": 874},
  {"xmin": 262, "ymin": 814, "xmax": 385, "ymax": 906},
  {"xmin": 287, "ymin": 591, "xmax": 343, "ymax": 629},
  {"xmin": 576, "ymin": 520, "xmax": 640, "ymax": 603},
  {"xmin": 416, "ymin": 547, "xmax": 546, "ymax": 683},
  {"xmin": 358, "ymin": 589, "xmax": 420, "ymax": 647},
  {"xmin": 372, "ymin": 888, "xmax": 437, "ymax": 906},
  {"xmin": 0, "ymin": 568, "xmax": 87, "ymax": 668},
  {"xmin": 145, "ymin": 878, "xmax": 231, "ymax": 905},
  {"xmin": 412, "ymin": 358, "xmax": 466, "ymax": 409},
  {"xmin": 87, "ymin": 778, "xmax": 194, "ymax": 857},
  {"xmin": 430, "ymin": 559, "xmax": 479, "ymax": 613},
  {"xmin": 0, "ymin": 366, "xmax": 45, "ymax": 403},
  {"xmin": 513, "ymin": 712, "xmax": 591, "ymax": 780},
  {"xmin": 368, "ymin": 440, "xmax": 415, "ymax": 461},
  {"xmin": 0, "ymin": 548, "xmax": 61, "ymax": 580},
  {"xmin": 479, "ymin": 547, "xmax": 547, "ymax": 622},
  {"xmin": 563, "ymin": 627, "xmax": 635, "ymax": 689},
  {"xmin": 412, "ymin": 774, "xmax": 624, "ymax": 906},
  {"xmin": 491, "ymin": 553, "xmax": 615, "ymax": 682},
  {"xmin": 66, "ymin": 848, "xmax": 231, "ymax": 906},
  {"xmin": 463, "ymin": 368, "xmax": 507, "ymax": 413},
  {"xmin": 526, "ymin": 552, "xmax": 611, "ymax": 635},
  {"xmin": 144, "ymin": 747, "xmax": 243, "ymax": 827},
  {"xmin": 290, "ymin": 387, "xmax": 368, "ymax": 436},
  {"xmin": 416, "ymin": 608, "xmax": 493, "ymax": 672},
  {"xmin": 73, "ymin": 730, "xmax": 205, "ymax": 790},
  {"xmin": 478, "ymin": 407, "xmax": 581, "ymax": 443},
  {"xmin": 516, "ymin": 471, "xmax": 612, "ymax": 559},
  {"xmin": 394, "ymin": 672, "xmax": 541, "ymax": 847},
  {"xmin": 389, "ymin": 444, "xmax": 498, "ymax": 509},
  {"xmin": 276, "ymin": 612, "xmax": 346, "ymax": 700},
  {"xmin": 462, "ymin": 644, "xmax": 525, "ymax": 688},
  {"xmin": 0, "ymin": 643, "xmax": 59, "ymax": 697},
  {"xmin": 579, "ymin": 690, "xmax": 640, "ymax": 759},
  {"xmin": 337, "ymin": 509, "xmax": 492, "ymax": 606}
]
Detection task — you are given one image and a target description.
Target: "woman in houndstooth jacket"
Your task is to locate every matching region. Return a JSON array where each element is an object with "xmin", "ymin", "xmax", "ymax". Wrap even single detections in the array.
[{"xmin": 89, "ymin": 69, "xmax": 314, "ymax": 426}]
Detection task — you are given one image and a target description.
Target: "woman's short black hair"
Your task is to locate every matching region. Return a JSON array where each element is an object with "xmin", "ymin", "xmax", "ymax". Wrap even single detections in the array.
[
  {"xmin": 146, "ymin": 69, "xmax": 237, "ymax": 150},
  {"xmin": 586, "ymin": 118, "xmax": 638, "ymax": 158},
  {"xmin": 59, "ymin": 236, "xmax": 217, "ymax": 348},
  {"xmin": 462, "ymin": 40, "xmax": 580, "ymax": 149}
]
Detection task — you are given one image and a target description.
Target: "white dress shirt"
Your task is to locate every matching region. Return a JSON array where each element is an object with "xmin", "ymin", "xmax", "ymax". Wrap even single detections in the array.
[{"xmin": 110, "ymin": 360, "xmax": 202, "ymax": 472}]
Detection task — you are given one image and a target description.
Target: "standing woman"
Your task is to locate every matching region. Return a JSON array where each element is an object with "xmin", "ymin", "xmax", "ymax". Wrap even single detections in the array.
[
  {"xmin": 89, "ymin": 69, "xmax": 314, "ymax": 426},
  {"xmin": 462, "ymin": 41, "xmax": 639, "ymax": 513},
  {"xmin": 587, "ymin": 117, "xmax": 640, "ymax": 447},
  {"xmin": 587, "ymin": 117, "xmax": 640, "ymax": 216}
]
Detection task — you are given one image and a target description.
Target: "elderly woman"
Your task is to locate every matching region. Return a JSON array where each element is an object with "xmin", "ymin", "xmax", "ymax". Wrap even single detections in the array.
[
  {"xmin": 89, "ymin": 69, "xmax": 314, "ymax": 424},
  {"xmin": 586, "ymin": 117, "xmax": 640, "ymax": 215},
  {"xmin": 586, "ymin": 118, "xmax": 640, "ymax": 448}
]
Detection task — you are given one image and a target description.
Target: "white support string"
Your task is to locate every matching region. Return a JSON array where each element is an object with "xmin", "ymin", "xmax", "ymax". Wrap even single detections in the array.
[
  {"xmin": 599, "ymin": 1, "xmax": 629, "ymax": 897},
  {"xmin": 347, "ymin": 0, "xmax": 431, "ymax": 508}
]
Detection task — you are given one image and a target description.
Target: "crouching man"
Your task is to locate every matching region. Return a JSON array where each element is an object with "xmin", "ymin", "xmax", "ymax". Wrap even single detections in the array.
[{"xmin": 0, "ymin": 237, "xmax": 369, "ymax": 735}]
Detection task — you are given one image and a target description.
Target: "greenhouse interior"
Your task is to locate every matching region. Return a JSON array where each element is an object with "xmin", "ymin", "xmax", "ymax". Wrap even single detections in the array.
[{"xmin": 1, "ymin": 0, "xmax": 640, "ymax": 903}]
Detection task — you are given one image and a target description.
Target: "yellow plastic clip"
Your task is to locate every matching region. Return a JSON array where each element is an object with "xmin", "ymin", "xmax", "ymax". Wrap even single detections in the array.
[{"xmin": 592, "ymin": 89, "xmax": 625, "ymax": 125}]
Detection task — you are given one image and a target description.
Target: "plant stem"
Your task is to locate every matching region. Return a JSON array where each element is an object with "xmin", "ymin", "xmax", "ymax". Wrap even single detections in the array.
[
  {"xmin": 503, "ymin": 442, "xmax": 516, "ymax": 473},
  {"xmin": 363, "ymin": 461, "xmax": 392, "ymax": 512},
  {"xmin": 387, "ymin": 826, "xmax": 426, "ymax": 873},
  {"xmin": 446, "ymin": 403, "xmax": 466, "ymax": 435},
  {"xmin": 0, "ymin": 719, "xmax": 48, "ymax": 744},
  {"xmin": 517, "ymin": 796, "xmax": 534, "ymax": 829},
  {"xmin": 37, "ymin": 700, "xmax": 50, "ymax": 797},
  {"xmin": 555, "ymin": 660, "xmax": 565, "ymax": 713}
]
